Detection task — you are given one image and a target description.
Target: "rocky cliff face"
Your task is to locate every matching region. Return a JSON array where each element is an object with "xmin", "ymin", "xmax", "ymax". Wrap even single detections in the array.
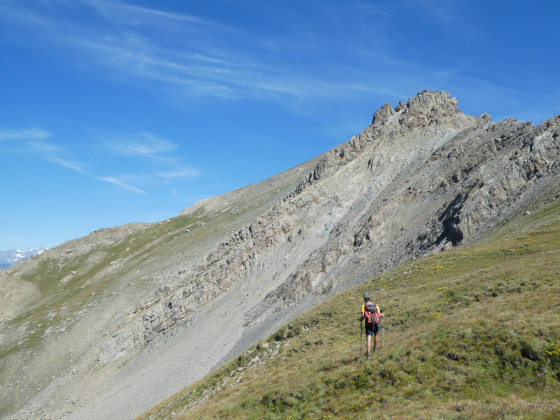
[{"xmin": 2, "ymin": 90, "xmax": 559, "ymax": 420}]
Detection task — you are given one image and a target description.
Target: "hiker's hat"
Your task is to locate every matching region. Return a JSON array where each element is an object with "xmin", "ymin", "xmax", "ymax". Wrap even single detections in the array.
[{"xmin": 363, "ymin": 295, "xmax": 370, "ymax": 300}]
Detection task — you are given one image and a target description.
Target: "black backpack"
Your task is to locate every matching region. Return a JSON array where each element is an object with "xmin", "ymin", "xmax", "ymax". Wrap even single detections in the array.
[{"xmin": 364, "ymin": 303, "xmax": 378, "ymax": 325}]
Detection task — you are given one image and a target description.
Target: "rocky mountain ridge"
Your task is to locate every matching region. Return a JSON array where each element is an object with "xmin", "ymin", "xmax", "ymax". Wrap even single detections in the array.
[{"xmin": 1, "ymin": 90, "xmax": 559, "ymax": 420}]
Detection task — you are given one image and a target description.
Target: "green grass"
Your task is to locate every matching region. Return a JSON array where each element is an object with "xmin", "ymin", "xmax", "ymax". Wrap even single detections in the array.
[{"xmin": 139, "ymin": 199, "xmax": 560, "ymax": 420}]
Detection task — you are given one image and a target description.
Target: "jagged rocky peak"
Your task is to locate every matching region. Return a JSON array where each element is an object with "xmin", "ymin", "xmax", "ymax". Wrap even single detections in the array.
[
  {"xmin": 372, "ymin": 90, "xmax": 462, "ymax": 127},
  {"xmin": 407, "ymin": 89, "xmax": 458, "ymax": 112},
  {"xmin": 371, "ymin": 102, "xmax": 395, "ymax": 125}
]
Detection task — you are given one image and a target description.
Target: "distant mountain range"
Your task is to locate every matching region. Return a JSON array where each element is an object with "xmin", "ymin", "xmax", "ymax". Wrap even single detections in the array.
[{"xmin": 0, "ymin": 248, "xmax": 47, "ymax": 269}]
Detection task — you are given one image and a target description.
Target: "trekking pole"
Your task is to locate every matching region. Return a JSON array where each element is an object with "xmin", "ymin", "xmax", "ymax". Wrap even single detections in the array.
[
  {"xmin": 360, "ymin": 319, "xmax": 363, "ymax": 358},
  {"xmin": 382, "ymin": 317, "xmax": 384, "ymax": 350}
]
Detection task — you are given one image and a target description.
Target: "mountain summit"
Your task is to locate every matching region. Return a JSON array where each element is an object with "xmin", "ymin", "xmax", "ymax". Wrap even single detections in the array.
[{"xmin": 2, "ymin": 90, "xmax": 559, "ymax": 419}]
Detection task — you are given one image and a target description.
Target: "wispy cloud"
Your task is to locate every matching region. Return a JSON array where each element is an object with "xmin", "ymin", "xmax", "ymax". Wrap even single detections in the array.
[
  {"xmin": 105, "ymin": 132, "xmax": 178, "ymax": 157},
  {"xmin": 0, "ymin": 0, "xmax": 541, "ymax": 126},
  {"xmin": 25, "ymin": 140, "xmax": 62, "ymax": 155},
  {"xmin": 157, "ymin": 168, "xmax": 200, "ymax": 179},
  {"xmin": 84, "ymin": 0, "xmax": 217, "ymax": 27},
  {"xmin": 0, "ymin": 128, "xmax": 51, "ymax": 141},
  {"xmin": 0, "ymin": 0, "xmax": 385, "ymax": 105},
  {"xmin": 0, "ymin": 1, "xmax": 58, "ymax": 32},
  {"xmin": 99, "ymin": 176, "xmax": 146, "ymax": 194},
  {"xmin": 0, "ymin": 125, "xmax": 155, "ymax": 194},
  {"xmin": 73, "ymin": 33, "xmax": 304, "ymax": 101},
  {"xmin": 0, "ymin": 127, "xmax": 86, "ymax": 170},
  {"xmin": 413, "ymin": 0, "xmax": 481, "ymax": 39},
  {"xmin": 47, "ymin": 156, "xmax": 87, "ymax": 173},
  {"xmin": 5, "ymin": 131, "xmax": 89, "ymax": 173}
]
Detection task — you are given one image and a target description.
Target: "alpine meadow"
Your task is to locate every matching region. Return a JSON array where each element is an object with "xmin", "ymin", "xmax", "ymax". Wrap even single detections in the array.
[{"xmin": 1, "ymin": 91, "xmax": 560, "ymax": 419}]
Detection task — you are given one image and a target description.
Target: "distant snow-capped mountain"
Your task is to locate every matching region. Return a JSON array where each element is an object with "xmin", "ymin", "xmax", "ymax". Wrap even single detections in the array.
[{"xmin": 0, "ymin": 248, "xmax": 47, "ymax": 269}]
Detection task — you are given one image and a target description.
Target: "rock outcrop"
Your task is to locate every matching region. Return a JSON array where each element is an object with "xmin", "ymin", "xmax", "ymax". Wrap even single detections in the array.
[{"xmin": 2, "ymin": 90, "xmax": 559, "ymax": 420}]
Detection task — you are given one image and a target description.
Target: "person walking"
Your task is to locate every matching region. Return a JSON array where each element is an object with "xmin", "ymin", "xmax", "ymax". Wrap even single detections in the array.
[{"xmin": 360, "ymin": 295, "xmax": 384, "ymax": 359}]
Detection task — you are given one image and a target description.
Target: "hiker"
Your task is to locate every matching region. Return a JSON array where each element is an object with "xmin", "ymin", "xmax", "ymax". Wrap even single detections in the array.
[{"xmin": 360, "ymin": 295, "xmax": 384, "ymax": 359}]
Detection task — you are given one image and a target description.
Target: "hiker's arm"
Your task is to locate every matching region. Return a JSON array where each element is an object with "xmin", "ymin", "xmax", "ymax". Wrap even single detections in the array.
[{"xmin": 359, "ymin": 307, "xmax": 365, "ymax": 321}]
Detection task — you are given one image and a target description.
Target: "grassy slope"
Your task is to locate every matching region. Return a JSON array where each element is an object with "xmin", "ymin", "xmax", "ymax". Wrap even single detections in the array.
[
  {"xmin": 1, "ymin": 215, "xmax": 201, "ymax": 360},
  {"xmin": 1, "ymin": 182, "xmax": 286, "ymax": 362},
  {"xmin": 140, "ymin": 199, "xmax": 560, "ymax": 420},
  {"xmin": 0, "ymin": 184, "xmax": 288, "ymax": 418}
]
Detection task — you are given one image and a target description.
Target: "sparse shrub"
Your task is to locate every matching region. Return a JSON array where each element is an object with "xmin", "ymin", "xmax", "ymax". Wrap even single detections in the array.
[
  {"xmin": 520, "ymin": 340, "xmax": 541, "ymax": 362},
  {"xmin": 273, "ymin": 327, "xmax": 286, "ymax": 342}
]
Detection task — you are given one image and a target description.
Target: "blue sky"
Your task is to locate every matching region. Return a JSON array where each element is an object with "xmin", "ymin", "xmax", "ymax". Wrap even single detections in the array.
[{"xmin": 1, "ymin": 0, "xmax": 559, "ymax": 250}]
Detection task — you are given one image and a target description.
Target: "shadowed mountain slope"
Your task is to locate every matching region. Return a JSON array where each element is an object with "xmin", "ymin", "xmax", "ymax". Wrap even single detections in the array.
[{"xmin": 1, "ymin": 90, "xmax": 559, "ymax": 419}]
